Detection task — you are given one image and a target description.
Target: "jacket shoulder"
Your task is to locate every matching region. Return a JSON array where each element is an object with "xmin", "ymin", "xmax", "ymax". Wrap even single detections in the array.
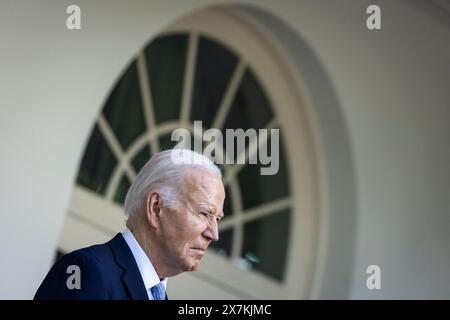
[{"xmin": 34, "ymin": 243, "xmax": 113, "ymax": 300}]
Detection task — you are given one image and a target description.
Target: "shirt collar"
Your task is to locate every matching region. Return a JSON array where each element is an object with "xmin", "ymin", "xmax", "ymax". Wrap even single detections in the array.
[{"xmin": 122, "ymin": 228, "xmax": 167, "ymax": 291}]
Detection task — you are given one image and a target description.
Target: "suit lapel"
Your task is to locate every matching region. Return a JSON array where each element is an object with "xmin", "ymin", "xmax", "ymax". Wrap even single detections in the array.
[
  {"xmin": 107, "ymin": 233, "xmax": 149, "ymax": 300},
  {"xmin": 122, "ymin": 268, "xmax": 149, "ymax": 300}
]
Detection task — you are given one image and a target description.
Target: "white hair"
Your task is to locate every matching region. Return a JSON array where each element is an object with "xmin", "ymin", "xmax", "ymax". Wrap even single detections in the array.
[{"xmin": 124, "ymin": 149, "xmax": 222, "ymax": 217}]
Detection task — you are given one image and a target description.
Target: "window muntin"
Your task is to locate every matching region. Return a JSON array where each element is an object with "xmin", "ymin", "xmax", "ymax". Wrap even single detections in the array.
[{"xmin": 75, "ymin": 34, "xmax": 291, "ymax": 283}]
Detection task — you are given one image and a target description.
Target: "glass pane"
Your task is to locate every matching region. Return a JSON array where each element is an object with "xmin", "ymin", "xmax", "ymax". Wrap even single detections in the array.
[
  {"xmin": 210, "ymin": 228, "xmax": 233, "ymax": 257},
  {"xmin": 224, "ymin": 66, "xmax": 274, "ymax": 131},
  {"xmin": 238, "ymin": 131, "xmax": 289, "ymax": 210},
  {"xmin": 241, "ymin": 209, "xmax": 291, "ymax": 282},
  {"xmin": 114, "ymin": 174, "xmax": 131, "ymax": 205},
  {"xmin": 158, "ymin": 133, "xmax": 179, "ymax": 152},
  {"xmin": 76, "ymin": 125, "xmax": 117, "ymax": 195},
  {"xmin": 191, "ymin": 36, "xmax": 238, "ymax": 128},
  {"xmin": 102, "ymin": 61, "xmax": 147, "ymax": 150},
  {"xmin": 131, "ymin": 144, "xmax": 152, "ymax": 173},
  {"xmin": 222, "ymin": 186, "xmax": 233, "ymax": 218},
  {"xmin": 222, "ymin": 68, "xmax": 274, "ymax": 163},
  {"xmin": 145, "ymin": 34, "xmax": 188, "ymax": 124}
]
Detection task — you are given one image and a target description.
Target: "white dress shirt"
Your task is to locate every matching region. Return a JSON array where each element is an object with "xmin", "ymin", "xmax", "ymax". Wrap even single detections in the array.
[{"xmin": 122, "ymin": 228, "xmax": 167, "ymax": 300}]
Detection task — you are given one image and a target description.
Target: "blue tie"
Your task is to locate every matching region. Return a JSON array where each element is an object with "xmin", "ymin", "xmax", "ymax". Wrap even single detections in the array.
[{"xmin": 150, "ymin": 282, "xmax": 166, "ymax": 300}]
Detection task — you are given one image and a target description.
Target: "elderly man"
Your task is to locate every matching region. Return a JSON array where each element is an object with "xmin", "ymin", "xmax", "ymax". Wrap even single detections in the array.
[{"xmin": 34, "ymin": 149, "xmax": 225, "ymax": 300}]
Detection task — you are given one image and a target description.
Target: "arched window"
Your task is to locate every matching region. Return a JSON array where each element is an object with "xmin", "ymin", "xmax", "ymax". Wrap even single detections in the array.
[{"xmin": 60, "ymin": 7, "xmax": 320, "ymax": 299}]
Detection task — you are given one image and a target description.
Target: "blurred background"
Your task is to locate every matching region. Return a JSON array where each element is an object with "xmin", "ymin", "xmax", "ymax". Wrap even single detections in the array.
[{"xmin": 1, "ymin": 0, "xmax": 449, "ymax": 299}]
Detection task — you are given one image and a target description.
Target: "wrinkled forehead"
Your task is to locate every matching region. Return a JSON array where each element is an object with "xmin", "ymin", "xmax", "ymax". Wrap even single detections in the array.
[{"xmin": 181, "ymin": 167, "xmax": 224, "ymax": 206}]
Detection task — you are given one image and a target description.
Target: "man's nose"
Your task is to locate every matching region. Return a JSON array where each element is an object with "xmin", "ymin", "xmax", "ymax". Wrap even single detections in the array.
[{"xmin": 203, "ymin": 219, "xmax": 219, "ymax": 242}]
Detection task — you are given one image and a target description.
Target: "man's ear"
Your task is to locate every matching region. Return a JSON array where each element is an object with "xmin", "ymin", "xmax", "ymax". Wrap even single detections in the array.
[{"xmin": 146, "ymin": 192, "xmax": 161, "ymax": 228}]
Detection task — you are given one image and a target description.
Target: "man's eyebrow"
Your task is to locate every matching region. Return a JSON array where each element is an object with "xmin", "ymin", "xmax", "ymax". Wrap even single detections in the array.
[
  {"xmin": 199, "ymin": 204, "xmax": 224, "ymax": 218},
  {"xmin": 198, "ymin": 204, "xmax": 213, "ymax": 211}
]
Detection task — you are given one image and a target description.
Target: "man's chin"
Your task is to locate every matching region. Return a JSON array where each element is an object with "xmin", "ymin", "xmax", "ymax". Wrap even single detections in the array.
[{"xmin": 187, "ymin": 261, "xmax": 201, "ymax": 271}]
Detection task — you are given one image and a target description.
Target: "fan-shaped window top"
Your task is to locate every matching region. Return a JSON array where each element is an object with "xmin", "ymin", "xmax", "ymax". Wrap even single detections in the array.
[{"xmin": 76, "ymin": 34, "xmax": 291, "ymax": 282}]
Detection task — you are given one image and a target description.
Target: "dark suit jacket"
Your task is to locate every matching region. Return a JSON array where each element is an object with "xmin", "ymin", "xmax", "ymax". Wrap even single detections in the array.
[{"xmin": 34, "ymin": 233, "xmax": 164, "ymax": 300}]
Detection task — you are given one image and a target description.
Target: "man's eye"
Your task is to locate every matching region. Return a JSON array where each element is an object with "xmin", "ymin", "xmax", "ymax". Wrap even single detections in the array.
[{"xmin": 200, "ymin": 211, "xmax": 222, "ymax": 222}]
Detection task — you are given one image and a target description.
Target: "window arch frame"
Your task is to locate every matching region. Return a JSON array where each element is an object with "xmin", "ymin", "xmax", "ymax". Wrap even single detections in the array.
[{"xmin": 60, "ymin": 6, "xmax": 322, "ymax": 299}]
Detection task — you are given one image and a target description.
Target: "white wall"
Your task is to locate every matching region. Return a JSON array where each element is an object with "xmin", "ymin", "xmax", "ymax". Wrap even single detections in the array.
[
  {"xmin": 341, "ymin": 0, "xmax": 450, "ymax": 299},
  {"xmin": 0, "ymin": 0, "xmax": 449, "ymax": 299},
  {"xmin": 287, "ymin": 0, "xmax": 450, "ymax": 298}
]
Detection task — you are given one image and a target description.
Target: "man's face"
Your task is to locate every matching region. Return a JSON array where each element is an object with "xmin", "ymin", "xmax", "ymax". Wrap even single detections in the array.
[{"xmin": 157, "ymin": 167, "xmax": 225, "ymax": 274}]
